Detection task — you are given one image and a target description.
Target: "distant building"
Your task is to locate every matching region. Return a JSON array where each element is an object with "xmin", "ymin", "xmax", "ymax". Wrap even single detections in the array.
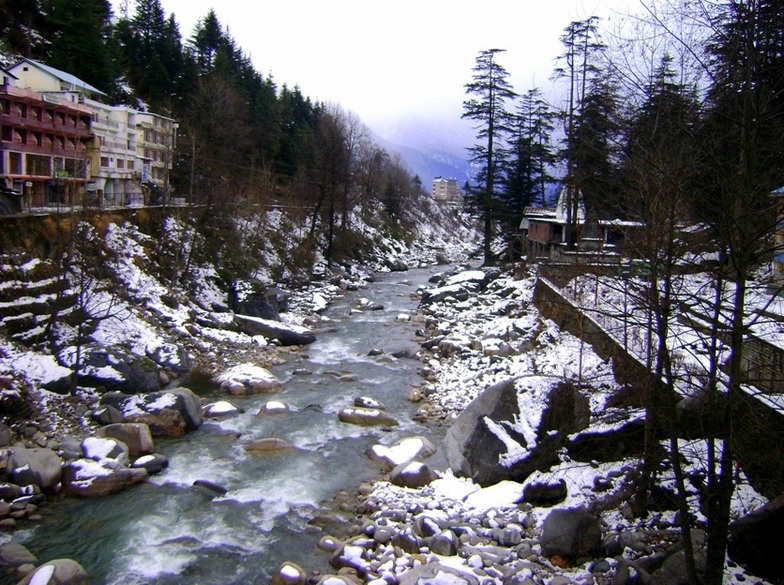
[{"xmin": 432, "ymin": 177, "xmax": 461, "ymax": 202}]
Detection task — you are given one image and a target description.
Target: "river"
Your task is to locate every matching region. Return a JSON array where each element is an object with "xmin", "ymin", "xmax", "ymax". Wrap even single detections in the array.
[{"xmin": 15, "ymin": 266, "xmax": 447, "ymax": 585}]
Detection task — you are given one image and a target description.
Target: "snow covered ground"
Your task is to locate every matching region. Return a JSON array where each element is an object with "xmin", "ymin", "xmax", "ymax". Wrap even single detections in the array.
[{"xmin": 0, "ymin": 207, "xmax": 778, "ymax": 584}]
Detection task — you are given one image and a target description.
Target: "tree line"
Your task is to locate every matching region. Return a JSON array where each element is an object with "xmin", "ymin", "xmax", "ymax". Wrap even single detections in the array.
[
  {"xmin": 463, "ymin": 1, "xmax": 783, "ymax": 265},
  {"xmin": 462, "ymin": 2, "xmax": 783, "ymax": 584},
  {"xmin": 0, "ymin": 0, "xmax": 425, "ymax": 265}
]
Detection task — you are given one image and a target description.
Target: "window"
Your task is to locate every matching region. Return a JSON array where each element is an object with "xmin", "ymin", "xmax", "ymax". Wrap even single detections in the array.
[
  {"xmin": 27, "ymin": 154, "xmax": 51, "ymax": 176},
  {"xmin": 127, "ymin": 160, "xmax": 135, "ymax": 170},
  {"xmin": 117, "ymin": 159, "xmax": 125, "ymax": 169},
  {"xmin": 101, "ymin": 157, "xmax": 110, "ymax": 167},
  {"xmin": 10, "ymin": 152, "xmax": 23, "ymax": 174}
]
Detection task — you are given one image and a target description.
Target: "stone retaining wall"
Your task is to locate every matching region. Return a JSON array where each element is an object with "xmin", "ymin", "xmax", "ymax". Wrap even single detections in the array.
[{"xmin": 533, "ymin": 275, "xmax": 784, "ymax": 498}]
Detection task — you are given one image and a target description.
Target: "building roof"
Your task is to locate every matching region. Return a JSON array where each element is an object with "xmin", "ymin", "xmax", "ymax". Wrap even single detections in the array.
[
  {"xmin": 1, "ymin": 65, "xmax": 19, "ymax": 80},
  {"xmin": 11, "ymin": 58, "xmax": 106, "ymax": 97}
]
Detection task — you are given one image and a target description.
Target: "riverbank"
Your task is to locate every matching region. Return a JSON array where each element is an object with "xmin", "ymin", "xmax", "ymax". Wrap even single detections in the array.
[{"xmin": 272, "ymin": 265, "xmax": 773, "ymax": 585}]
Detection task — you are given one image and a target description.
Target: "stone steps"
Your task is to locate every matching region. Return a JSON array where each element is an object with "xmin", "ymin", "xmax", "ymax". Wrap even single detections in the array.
[{"xmin": 0, "ymin": 254, "xmax": 79, "ymax": 347}]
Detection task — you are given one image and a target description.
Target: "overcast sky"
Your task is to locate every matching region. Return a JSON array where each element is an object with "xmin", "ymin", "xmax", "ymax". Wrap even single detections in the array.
[{"xmin": 114, "ymin": 0, "xmax": 637, "ymax": 140}]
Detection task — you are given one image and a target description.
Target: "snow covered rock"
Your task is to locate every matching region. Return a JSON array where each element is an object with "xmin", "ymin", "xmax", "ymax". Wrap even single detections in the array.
[
  {"xmin": 81, "ymin": 437, "xmax": 129, "ymax": 466},
  {"xmin": 230, "ymin": 282, "xmax": 289, "ymax": 321},
  {"xmin": 437, "ymin": 334, "xmax": 472, "ymax": 357},
  {"xmin": 61, "ymin": 458, "xmax": 147, "ymax": 497},
  {"xmin": 15, "ymin": 559, "xmax": 89, "ymax": 585},
  {"xmin": 131, "ymin": 453, "xmax": 168, "ymax": 475},
  {"xmin": 215, "ymin": 363, "xmax": 282, "ymax": 395},
  {"xmin": 368, "ymin": 436, "xmax": 437, "ymax": 470},
  {"xmin": 385, "ymin": 258, "xmax": 409, "ymax": 272},
  {"xmin": 354, "ymin": 396, "xmax": 385, "ymax": 410},
  {"xmin": 145, "ymin": 340, "xmax": 191, "ymax": 374},
  {"xmin": 257, "ymin": 401, "xmax": 290, "ymax": 416},
  {"xmin": 99, "ymin": 388, "xmax": 203, "ymax": 437},
  {"xmin": 6, "ymin": 448, "xmax": 62, "ymax": 490},
  {"xmin": 271, "ymin": 561, "xmax": 307, "ymax": 585},
  {"xmin": 443, "ymin": 377, "xmax": 589, "ymax": 486},
  {"xmin": 566, "ymin": 412, "xmax": 647, "ymax": 462},
  {"xmin": 338, "ymin": 407, "xmax": 398, "ymax": 427},
  {"xmin": 390, "ymin": 461, "xmax": 439, "ymax": 488},
  {"xmin": 521, "ymin": 479, "xmax": 567, "ymax": 506},
  {"xmin": 234, "ymin": 314, "xmax": 316, "ymax": 346},
  {"xmin": 202, "ymin": 400, "xmax": 245, "ymax": 418},
  {"xmin": 57, "ymin": 343, "xmax": 160, "ymax": 394},
  {"xmin": 97, "ymin": 423, "xmax": 155, "ymax": 458}
]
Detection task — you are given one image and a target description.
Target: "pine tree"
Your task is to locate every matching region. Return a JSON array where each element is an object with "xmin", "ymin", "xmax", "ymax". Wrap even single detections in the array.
[
  {"xmin": 571, "ymin": 72, "xmax": 620, "ymax": 219},
  {"xmin": 463, "ymin": 48, "xmax": 517, "ymax": 264},
  {"xmin": 553, "ymin": 16, "xmax": 605, "ymax": 245},
  {"xmin": 115, "ymin": 0, "xmax": 183, "ymax": 110},
  {"xmin": 0, "ymin": 0, "xmax": 46, "ymax": 57},
  {"xmin": 42, "ymin": 0, "xmax": 120, "ymax": 98},
  {"xmin": 503, "ymin": 88, "xmax": 556, "ymax": 225}
]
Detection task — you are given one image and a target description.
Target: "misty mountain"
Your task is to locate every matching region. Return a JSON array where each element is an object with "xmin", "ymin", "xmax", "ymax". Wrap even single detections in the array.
[{"xmin": 370, "ymin": 116, "xmax": 474, "ymax": 190}]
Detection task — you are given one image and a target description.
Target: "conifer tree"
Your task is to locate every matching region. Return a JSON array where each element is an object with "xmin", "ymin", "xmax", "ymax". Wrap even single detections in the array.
[
  {"xmin": 463, "ymin": 48, "xmax": 516, "ymax": 264},
  {"xmin": 43, "ymin": 0, "xmax": 120, "ymax": 98},
  {"xmin": 503, "ymin": 88, "xmax": 556, "ymax": 225}
]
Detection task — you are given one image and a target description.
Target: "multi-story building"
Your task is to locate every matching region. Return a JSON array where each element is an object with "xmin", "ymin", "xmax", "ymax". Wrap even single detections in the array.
[
  {"xmin": 6, "ymin": 58, "xmax": 177, "ymax": 208},
  {"xmin": 81, "ymin": 99, "xmax": 141, "ymax": 206},
  {"xmin": 137, "ymin": 112, "xmax": 178, "ymax": 203},
  {"xmin": 1, "ymin": 66, "xmax": 94, "ymax": 207},
  {"xmin": 432, "ymin": 177, "xmax": 461, "ymax": 202}
]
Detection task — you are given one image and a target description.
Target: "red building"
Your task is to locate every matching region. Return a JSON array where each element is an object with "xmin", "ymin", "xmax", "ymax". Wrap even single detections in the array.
[{"xmin": 1, "ymin": 77, "xmax": 94, "ymax": 208}]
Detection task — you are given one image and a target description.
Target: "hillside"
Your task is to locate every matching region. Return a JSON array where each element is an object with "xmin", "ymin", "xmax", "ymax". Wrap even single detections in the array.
[{"xmin": 0, "ymin": 198, "xmax": 480, "ymax": 434}]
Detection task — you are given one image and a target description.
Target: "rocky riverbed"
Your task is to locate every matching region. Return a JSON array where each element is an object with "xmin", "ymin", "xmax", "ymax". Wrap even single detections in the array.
[{"xmin": 0, "ymin": 247, "xmax": 778, "ymax": 584}]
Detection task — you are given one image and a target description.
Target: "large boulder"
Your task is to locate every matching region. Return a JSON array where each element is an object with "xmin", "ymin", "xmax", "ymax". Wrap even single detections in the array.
[
  {"xmin": 567, "ymin": 412, "xmax": 647, "ymax": 462},
  {"xmin": 215, "ymin": 364, "xmax": 282, "ymax": 395},
  {"xmin": 229, "ymin": 281, "xmax": 290, "ymax": 321},
  {"xmin": 57, "ymin": 343, "xmax": 160, "ymax": 394},
  {"xmin": 145, "ymin": 340, "xmax": 191, "ymax": 374},
  {"xmin": 540, "ymin": 506, "xmax": 602, "ymax": 561},
  {"xmin": 99, "ymin": 388, "xmax": 202, "ymax": 437},
  {"xmin": 81, "ymin": 436, "xmax": 129, "ymax": 466},
  {"xmin": 61, "ymin": 459, "xmax": 147, "ymax": 497},
  {"xmin": 419, "ymin": 270, "xmax": 493, "ymax": 306},
  {"xmin": 728, "ymin": 494, "xmax": 784, "ymax": 580},
  {"xmin": 6, "ymin": 448, "xmax": 62, "ymax": 490},
  {"xmin": 443, "ymin": 376, "xmax": 589, "ymax": 486},
  {"xmin": 16, "ymin": 559, "xmax": 89, "ymax": 585},
  {"xmin": 97, "ymin": 423, "xmax": 155, "ymax": 458},
  {"xmin": 234, "ymin": 315, "xmax": 316, "ymax": 346}
]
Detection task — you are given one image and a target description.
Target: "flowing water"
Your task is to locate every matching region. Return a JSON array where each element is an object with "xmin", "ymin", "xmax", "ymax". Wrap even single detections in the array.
[{"xmin": 16, "ymin": 267, "xmax": 447, "ymax": 584}]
